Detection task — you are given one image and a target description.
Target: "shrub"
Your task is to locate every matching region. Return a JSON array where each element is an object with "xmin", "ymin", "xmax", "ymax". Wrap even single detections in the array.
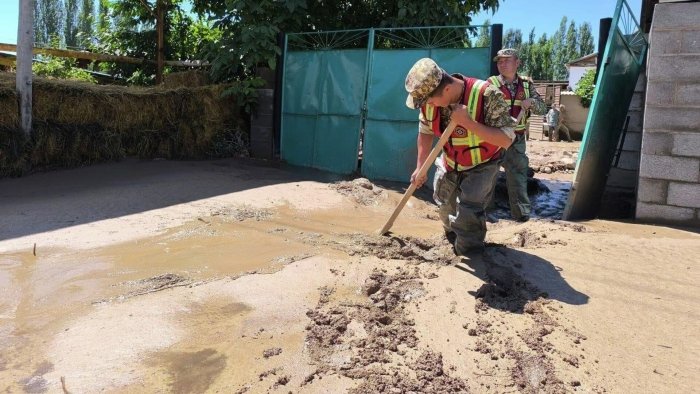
[{"xmin": 575, "ymin": 69, "xmax": 596, "ymax": 108}]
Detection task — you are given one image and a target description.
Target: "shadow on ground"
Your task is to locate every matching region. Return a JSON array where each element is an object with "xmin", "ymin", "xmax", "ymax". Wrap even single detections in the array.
[
  {"xmin": 0, "ymin": 157, "xmax": 343, "ymax": 243},
  {"xmin": 455, "ymin": 245, "xmax": 589, "ymax": 313}
]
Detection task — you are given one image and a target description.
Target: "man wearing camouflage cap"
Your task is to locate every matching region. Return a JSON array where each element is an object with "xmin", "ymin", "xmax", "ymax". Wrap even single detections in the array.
[
  {"xmin": 405, "ymin": 58, "xmax": 516, "ymax": 255},
  {"xmin": 488, "ymin": 48, "xmax": 547, "ymax": 222}
]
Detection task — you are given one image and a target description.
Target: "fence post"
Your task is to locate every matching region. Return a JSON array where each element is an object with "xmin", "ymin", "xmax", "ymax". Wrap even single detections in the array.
[
  {"xmin": 17, "ymin": 0, "xmax": 33, "ymax": 136},
  {"xmin": 490, "ymin": 24, "xmax": 503, "ymax": 77}
]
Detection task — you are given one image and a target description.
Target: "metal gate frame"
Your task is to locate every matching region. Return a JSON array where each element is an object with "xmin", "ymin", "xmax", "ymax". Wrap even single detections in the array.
[
  {"xmin": 563, "ymin": 0, "xmax": 648, "ymax": 220},
  {"xmin": 280, "ymin": 25, "xmax": 499, "ymax": 178}
]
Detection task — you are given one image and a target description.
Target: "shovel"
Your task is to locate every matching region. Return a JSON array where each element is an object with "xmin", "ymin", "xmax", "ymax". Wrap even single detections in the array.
[{"xmin": 377, "ymin": 120, "xmax": 457, "ymax": 236}]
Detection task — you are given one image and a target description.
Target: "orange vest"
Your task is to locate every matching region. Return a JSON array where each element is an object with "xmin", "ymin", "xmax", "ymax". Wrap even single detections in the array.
[
  {"xmin": 488, "ymin": 75, "xmax": 530, "ymax": 134},
  {"xmin": 421, "ymin": 76, "xmax": 502, "ymax": 172}
]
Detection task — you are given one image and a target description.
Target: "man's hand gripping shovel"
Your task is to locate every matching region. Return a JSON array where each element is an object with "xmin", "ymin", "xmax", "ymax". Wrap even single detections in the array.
[
  {"xmin": 377, "ymin": 120, "xmax": 458, "ymax": 236},
  {"xmin": 376, "ymin": 109, "xmax": 524, "ymax": 236}
]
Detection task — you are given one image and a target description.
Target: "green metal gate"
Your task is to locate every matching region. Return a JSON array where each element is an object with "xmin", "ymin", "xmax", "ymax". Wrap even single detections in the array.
[
  {"xmin": 563, "ymin": 0, "xmax": 648, "ymax": 220},
  {"xmin": 280, "ymin": 30, "xmax": 370, "ymax": 174},
  {"xmin": 280, "ymin": 26, "xmax": 494, "ymax": 178},
  {"xmin": 362, "ymin": 28, "xmax": 491, "ymax": 181}
]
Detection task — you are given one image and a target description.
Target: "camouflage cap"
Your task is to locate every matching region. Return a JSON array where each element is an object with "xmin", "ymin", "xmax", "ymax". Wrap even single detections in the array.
[
  {"xmin": 404, "ymin": 58, "xmax": 444, "ymax": 109},
  {"xmin": 493, "ymin": 48, "xmax": 519, "ymax": 62}
]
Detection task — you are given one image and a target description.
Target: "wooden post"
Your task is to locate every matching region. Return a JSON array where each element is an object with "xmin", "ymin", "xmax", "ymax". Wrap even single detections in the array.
[
  {"xmin": 17, "ymin": 0, "xmax": 34, "ymax": 136},
  {"xmin": 155, "ymin": 0, "xmax": 165, "ymax": 85}
]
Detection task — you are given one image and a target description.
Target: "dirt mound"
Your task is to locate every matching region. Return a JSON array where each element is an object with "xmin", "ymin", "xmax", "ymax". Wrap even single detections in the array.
[
  {"xmin": 305, "ymin": 268, "xmax": 470, "ymax": 393},
  {"xmin": 211, "ymin": 205, "xmax": 273, "ymax": 222},
  {"xmin": 330, "ymin": 178, "xmax": 385, "ymax": 205},
  {"xmin": 339, "ymin": 233, "xmax": 458, "ymax": 265}
]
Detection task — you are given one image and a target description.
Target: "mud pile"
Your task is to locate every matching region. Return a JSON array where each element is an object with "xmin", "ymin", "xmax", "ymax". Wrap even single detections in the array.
[
  {"xmin": 337, "ymin": 233, "xmax": 458, "ymax": 265},
  {"xmin": 304, "ymin": 268, "xmax": 470, "ymax": 393},
  {"xmin": 330, "ymin": 178, "xmax": 385, "ymax": 205}
]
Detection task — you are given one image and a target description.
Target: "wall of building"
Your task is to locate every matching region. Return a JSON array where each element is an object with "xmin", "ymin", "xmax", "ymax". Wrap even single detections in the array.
[
  {"xmin": 636, "ymin": 1, "xmax": 700, "ymax": 226},
  {"xmin": 559, "ymin": 93, "xmax": 589, "ymax": 138},
  {"xmin": 568, "ymin": 66, "xmax": 596, "ymax": 90}
]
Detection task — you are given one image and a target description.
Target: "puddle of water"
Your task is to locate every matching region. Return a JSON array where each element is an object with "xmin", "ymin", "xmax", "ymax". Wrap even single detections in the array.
[
  {"xmin": 489, "ymin": 176, "xmax": 571, "ymax": 221},
  {"xmin": 0, "ymin": 199, "xmax": 440, "ymax": 391}
]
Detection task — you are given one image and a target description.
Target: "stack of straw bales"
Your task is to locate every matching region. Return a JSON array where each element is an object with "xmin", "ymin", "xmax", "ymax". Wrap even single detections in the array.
[{"xmin": 0, "ymin": 73, "xmax": 247, "ymax": 177}]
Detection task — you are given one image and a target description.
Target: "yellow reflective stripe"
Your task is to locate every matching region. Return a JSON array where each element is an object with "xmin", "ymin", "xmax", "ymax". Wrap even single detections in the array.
[
  {"xmin": 488, "ymin": 76, "xmax": 500, "ymax": 87},
  {"xmin": 450, "ymin": 137, "xmax": 472, "ymax": 146},
  {"xmin": 425, "ymin": 104, "xmax": 435, "ymax": 120}
]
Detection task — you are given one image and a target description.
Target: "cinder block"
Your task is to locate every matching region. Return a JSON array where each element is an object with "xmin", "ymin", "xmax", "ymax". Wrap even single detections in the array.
[
  {"xmin": 644, "ymin": 81, "xmax": 675, "ymax": 105},
  {"xmin": 626, "ymin": 111, "xmax": 644, "ymax": 133},
  {"xmin": 649, "ymin": 31, "xmax": 682, "ymax": 56},
  {"xmin": 668, "ymin": 182, "xmax": 700, "ymax": 208},
  {"xmin": 652, "ymin": 3, "xmax": 700, "ymax": 29},
  {"xmin": 622, "ymin": 131, "xmax": 643, "ymax": 151},
  {"xmin": 629, "ymin": 93, "xmax": 644, "ymax": 111},
  {"xmin": 636, "ymin": 202, "xmax": 696, "ymax": 222},
  {"xmin": 638, "ymin": 154, "xmax": 699, "ymax": 181},
  {"xmin": 250, "ymin": 125, "xmax": 273, "ymax": 159},
  {"xmin": 672, "ymin": 133, "xmax": 700, "ymax": 157},
  {"xmin": 681, "ymin": 30, "xmax": 700, "ymax": 53},
  {"xmin": 607, "ymin": 168, "xmax": 638, "ymax": 189},
  {"xmin": 616, "ymin": 150, "xmax": 641, "ymax": 171},
  {"xmin": 634, "ymin": 72, "xmax": 647, "ymax": 93},
  {"xmin": 644, "ymin": 106, "xmax": 700, "ymax": 131},
  {"xmin": 647, "ymin": 55, "xmax": 700, "ymax": 81},
  {"xmin": 641, "ymin": 132, "xmax": 674, "ymax": 155},
  {"xmin": 676, "ymin": 83, "xmax": 700, "ymax": 106},
  {"xmin": 637, "ymin": 177, "xmax": 668, "ymax": 203}
]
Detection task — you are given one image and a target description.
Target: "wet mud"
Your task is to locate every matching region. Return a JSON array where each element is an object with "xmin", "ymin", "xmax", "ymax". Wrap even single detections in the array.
[{"xmin": 304, "ymin": 268, "xmax": 470, "ymax": 393}]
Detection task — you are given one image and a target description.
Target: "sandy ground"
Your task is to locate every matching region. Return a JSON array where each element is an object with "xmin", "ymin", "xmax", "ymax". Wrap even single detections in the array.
[{"xmin": 1, "ymin": 142, "xmax": 699, "ymax": 393}]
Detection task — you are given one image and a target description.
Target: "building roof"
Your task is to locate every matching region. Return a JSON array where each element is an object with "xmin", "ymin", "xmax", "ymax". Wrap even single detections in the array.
[{"xmin": 566, "ymin": 53, "xmax": 598, "ymax": 68}]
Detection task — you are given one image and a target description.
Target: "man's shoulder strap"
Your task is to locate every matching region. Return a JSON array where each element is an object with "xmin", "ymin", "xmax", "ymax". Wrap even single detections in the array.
[{"xmin": 487, "ymin": 75, "xmax": 501, "ymax": 87}]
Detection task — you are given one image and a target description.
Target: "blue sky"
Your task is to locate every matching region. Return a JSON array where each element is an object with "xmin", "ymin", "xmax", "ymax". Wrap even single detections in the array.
[{"xmin": 0, "ymin": 0, "xmax": 641, "ymax": 47}]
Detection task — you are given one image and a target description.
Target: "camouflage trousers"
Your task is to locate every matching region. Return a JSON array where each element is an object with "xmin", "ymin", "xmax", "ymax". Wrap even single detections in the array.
[
  {"xmin": 501, "ymin": 133, "xmax": 531, "ymax": 221},
  {"xmin": 433, "ymin": 157, "xmax": 501, "ymax": 255}
]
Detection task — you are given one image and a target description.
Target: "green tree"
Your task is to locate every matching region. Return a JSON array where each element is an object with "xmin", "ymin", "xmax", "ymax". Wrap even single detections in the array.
[
  {"xmin": 502, "ymin": 28, "xmax": 522, "ymax": 49},
  {"xmin": 574, "ymin": 68, "xmax": 596, "ymax": 107},
  {"xmin": 93, "ymin": 0, "xmax": 217, "ymax": 85},
  {"xmin": 475, "ymin": 19, "xmax": 491, "ymax": 48},
  {"xmin": 64, "ymin": 0, "xmax": 80, "ymax": 47},
  {"xmin": 563, "ymin": 20, "xmax": 578, "ymax": 78},
  {"xmin": 34, "ymin": 0, "xmax": 64, "ymax": 46},
  {"xmin": 578, "ymin": 22, "xmax": 595, "ymax": 56},
  {"xmin": 193, "ymin": 0, "xmax": 502, "ymax": 85},
  {"xmin": 551, "ymin": 16, "xmax": 568, "ymax": 80},
  {"xmin": 77, "ymin": 0, "xmax": 95, "ymax": 48}
]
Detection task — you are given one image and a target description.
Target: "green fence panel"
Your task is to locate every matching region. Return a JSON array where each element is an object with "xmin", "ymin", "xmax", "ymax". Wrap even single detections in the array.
[
  {"xmin": 281, "ymin": 48, "xmax": 367, "ymax": 174},
  {"xmin": 361, "ymin": 47, "xmax": 491, "ymax": 182},
  {"xmin": 563, "ymin": 0, "xmax": 647, "ymax": 220}
]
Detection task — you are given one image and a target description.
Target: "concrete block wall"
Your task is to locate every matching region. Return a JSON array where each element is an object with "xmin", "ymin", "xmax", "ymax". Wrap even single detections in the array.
[
  {"xmin": 598, "ymin": 71, "xmax": 647, "ymax": 219},
  {"xmin": 636, "ymin": 1, "xmax": 700, "ymax": 226}
]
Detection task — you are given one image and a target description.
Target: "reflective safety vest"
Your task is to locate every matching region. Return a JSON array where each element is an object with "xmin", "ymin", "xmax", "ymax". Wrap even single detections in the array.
[
  {"xmin": 487, "ymin": 75, "xmax": 530, "ymax": 134},
  {"xmin": 421, "ymin": 77, "xmax": 502, "ymax": 172}
]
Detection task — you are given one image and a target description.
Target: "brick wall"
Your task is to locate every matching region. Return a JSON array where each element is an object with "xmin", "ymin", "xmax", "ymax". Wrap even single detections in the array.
[{"xmin": 636, "ymin": 1, "xmax": 700, "ymax": 226}]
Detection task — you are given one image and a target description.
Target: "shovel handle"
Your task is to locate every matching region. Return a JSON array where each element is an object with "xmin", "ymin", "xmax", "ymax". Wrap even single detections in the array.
[{"xmin": 378, "ymin": 120, "xmax": 458, "ymax": 235}]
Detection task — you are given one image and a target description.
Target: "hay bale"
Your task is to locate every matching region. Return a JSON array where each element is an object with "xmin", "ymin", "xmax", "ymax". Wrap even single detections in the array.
[
  {"xmin": 0, "ymin": 72, "xmax": 248, "ymax": 177},
  {"xmin": 162, "ymin": 70, "xmax": 211, "ymax": 88}
]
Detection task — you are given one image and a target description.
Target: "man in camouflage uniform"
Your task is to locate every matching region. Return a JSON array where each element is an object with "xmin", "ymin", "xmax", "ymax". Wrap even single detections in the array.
[
  {"xmin": 489, "ymin": 48, "xmax": 546, "ymax": 222},
  {"xmin": 405, "ymin": 58, "xmax": 515, "ymax": 255}
]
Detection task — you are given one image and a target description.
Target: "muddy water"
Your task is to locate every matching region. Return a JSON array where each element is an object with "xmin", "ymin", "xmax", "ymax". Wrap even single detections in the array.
[{"xmin": 0, "ymin": 197, "xmax": 439, "ymax": 392}]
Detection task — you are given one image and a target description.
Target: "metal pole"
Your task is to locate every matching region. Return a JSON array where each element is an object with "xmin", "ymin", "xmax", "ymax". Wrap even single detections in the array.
[
  {"xmin": 490, "ymin": 24, "xmax": 503, "ymax": 77},
  {"xmin": 596, "ymin": 18, "xmax": 612, "ymax": 82},
  {"xmin": 17, "ymin": 0, "xmax": 33, "ymax": 136}
]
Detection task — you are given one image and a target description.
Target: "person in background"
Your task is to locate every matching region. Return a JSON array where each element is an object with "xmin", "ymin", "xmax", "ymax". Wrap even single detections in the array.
[
  {"xmin": 488, "ymin": 48, "xmax": 547, "ymax": 222},
  {"xmin": 556, "ymin": 104, "xmax": 573, "ymax": 142}
]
